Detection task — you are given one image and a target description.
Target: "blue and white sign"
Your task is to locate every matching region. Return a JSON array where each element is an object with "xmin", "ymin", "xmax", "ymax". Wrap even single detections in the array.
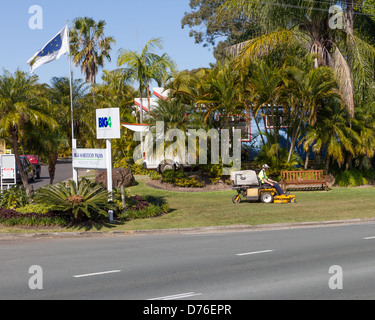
[{"xmin": 96, "ymin": 108, "xmax": 121, "ymax": 139}]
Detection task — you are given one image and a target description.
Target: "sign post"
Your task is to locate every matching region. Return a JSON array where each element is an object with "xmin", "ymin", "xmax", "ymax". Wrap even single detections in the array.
[{"xmin": 96, "ymin": 108, "xmax": 121, "ymax": 222}]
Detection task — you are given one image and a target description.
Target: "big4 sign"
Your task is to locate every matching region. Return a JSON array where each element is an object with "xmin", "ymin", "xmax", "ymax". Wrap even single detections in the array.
[{"xmin": 96, "ymin": 108, "xmax": 121, "ymax": 139}]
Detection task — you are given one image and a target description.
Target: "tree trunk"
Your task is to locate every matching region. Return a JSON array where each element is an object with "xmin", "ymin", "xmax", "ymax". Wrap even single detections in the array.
[
  {"xmin": 304, "ymin": 149, "xmax": 310, "ymax": 170},
  {"xmin": 346, "ymin": 0, "xmax": 354, "ymax": 36},
  {"xmin": 287, "ymin": 115, "xmax": 303, "ymax": 162},
  {"xmin": 48, "ymin": 153, "xmax": 58, "ymax": 185},
  {"xmin": 139, "ymin": 85, "xmax": 143, "ymax": 124},
  {"xmin": 326, "ymin": 155, "xmax": 330, "ymax": 173},
  {"xmin": 146, "ymin": 81, "xmax": 151, "ymax": 116}
]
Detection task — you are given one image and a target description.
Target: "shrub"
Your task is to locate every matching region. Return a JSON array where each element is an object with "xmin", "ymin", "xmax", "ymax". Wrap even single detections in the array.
[
  {"xmin": 34, "ymin": 178, "xmax": 112, "ymax": 222},
  {"xmin": 335, "ymin": 169, "xmax": 368, "ymax": 187},
  {"xmin": 161, "ymin": 169, "xmax": 203, "ymax": 188},
  {"xmin": 116, "ymin": 194, "xmax": 170, "ymax": 221},
  {"xmin": 254, "ymin": 138, "xmax": 302, "ymax": 178},
  {"xmin": 0, "ymin": 187, "xmax": 29, "ymax": 210},
  {"xmin": 17, "ymin": 203, "xmax": 54, "ymax": 214},
  {"xmin": 0, "ymin": 208, "xmax": 67, "ymax": 227},
  {"xmin": 149, "ymin": 171, "xmax": 162, "ymax": 180},
  {"xmin": 122, "ymin": 203, "xmax": 170, "ymax": 220}
]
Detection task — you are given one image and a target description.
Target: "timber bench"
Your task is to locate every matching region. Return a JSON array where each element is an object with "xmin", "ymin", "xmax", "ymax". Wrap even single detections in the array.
[{"xmin": 280, "ymin": 170, "xmax": 328, "ymax": 192}]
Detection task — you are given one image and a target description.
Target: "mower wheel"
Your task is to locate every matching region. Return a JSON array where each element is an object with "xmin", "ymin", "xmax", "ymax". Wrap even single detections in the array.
[
  {"xmin": 232, "ymin": 195, "xmax": 241, "ymax": 204},
  {"xmin": 260, "ymin": 192, "xmax": 274, "ymax": 204}
]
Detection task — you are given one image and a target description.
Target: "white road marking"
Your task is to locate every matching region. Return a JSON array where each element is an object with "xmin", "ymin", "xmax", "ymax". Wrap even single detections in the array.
[
  {"xmin": 148, "ymin": 292, "xmax": 202, "ymax": 300},
  {"xmin": 363, "ymin": 236, "xmax": 375, "ymax": 240},
  {"xmin": 73, "ymin": 270, "xmax": 121, "ymax": 278},
  {"xmin": 236, "ymin": 250, "xmax": 274, "ymax": 256}
]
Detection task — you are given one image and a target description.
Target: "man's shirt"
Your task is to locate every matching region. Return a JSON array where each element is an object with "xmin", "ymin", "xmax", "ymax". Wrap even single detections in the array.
[{"xmin": 258, "ymin": 169, "xmax": 268, "ymax": 184}]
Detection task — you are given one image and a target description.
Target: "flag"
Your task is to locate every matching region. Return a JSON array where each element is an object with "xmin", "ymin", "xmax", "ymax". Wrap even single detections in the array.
[{"xmin": 27, "ymin": 25, "xmax": 69, "ymax": 73}]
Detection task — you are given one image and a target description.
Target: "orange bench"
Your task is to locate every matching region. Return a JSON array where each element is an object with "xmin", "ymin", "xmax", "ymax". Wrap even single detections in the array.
[{"xmin": 280, "ymin": 170, "xmax": 328, "ymax": 192}]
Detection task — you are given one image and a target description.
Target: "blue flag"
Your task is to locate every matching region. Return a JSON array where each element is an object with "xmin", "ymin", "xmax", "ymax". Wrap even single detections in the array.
[{"xmin": 27, "ymin": 25, "xmax": 69, "ymax": 72}]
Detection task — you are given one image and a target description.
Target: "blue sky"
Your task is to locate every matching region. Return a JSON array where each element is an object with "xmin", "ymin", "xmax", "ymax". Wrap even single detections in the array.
[{"xmin": 0, "ymin": 0, "xmax": 216, "ymax": 85}]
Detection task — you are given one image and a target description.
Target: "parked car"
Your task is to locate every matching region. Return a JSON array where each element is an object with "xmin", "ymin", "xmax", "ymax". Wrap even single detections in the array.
[
  {"xmin": 16, "ymin": 156, "xmax": 36, "ymax": 183},
  {"xmin": 22, "ymin": 155, "xmax": 41, "ymax": 179}
]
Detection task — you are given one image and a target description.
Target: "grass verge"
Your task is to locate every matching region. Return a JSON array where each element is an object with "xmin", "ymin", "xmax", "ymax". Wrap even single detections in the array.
[{"xmin": 1, "ymin": 175, "xmax": 375, "ymax": 234}]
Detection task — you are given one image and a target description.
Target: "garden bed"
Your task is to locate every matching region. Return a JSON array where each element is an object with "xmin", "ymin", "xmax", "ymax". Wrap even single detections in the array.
[{"xmin": 146, "ymin": 178, "xmax": 231, "ymax": 192}]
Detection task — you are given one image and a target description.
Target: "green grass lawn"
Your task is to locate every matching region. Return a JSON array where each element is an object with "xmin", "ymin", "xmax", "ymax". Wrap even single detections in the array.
[
  {"xmin": 1, "ymin": 175, "xmax": 375, "ymax": 234},
  {"xmin": 120, "ymin": 176, "xmax": 375, "ymax": 230}
]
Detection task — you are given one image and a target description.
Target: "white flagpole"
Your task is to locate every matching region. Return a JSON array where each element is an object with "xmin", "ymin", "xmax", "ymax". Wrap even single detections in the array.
[{"xmin": 67, "ymin": 20, "xmax": 78, "ymax": 185}]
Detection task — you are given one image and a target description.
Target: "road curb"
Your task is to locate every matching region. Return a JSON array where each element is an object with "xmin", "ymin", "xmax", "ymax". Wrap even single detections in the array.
[{"xmin": 1, "ymin": 218, "xmax": 375, "ymax": 241}]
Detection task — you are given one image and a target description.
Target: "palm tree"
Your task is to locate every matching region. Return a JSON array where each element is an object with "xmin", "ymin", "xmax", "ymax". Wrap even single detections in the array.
[
  {"xmin": 0, "ymin": 70, "xmax": 56, "ymax": 193},
  {"xmin": 219, "ymin": 0, "xmax": 375, "ymax": 117},
  {"xmin": 198, "ymin": 60, "xmax": 242, "ymax": 126},
  {"xmin": 151, "ymin": 97, "xmax": 191, "ymax": 129},
  {"xmin": 70, "ymin": 17, "xmax": 115, "ymax": 84},
  {"xmin": 117, "ymin": 38, "xmax": 176, "ymax": 122},
  {"xmin": 282, "ymin": 58, "xmax": 343, "ymax": 162},
  {"xmin": 302, "ymin": 101, "xmax": 359, "ymax": 172},
  {"xmin": 48, "ymin": 77, "xmax": 94, "ymax": 148},
  {"xmin": 242, "ymin": 59, "xmax": 284, "ymax": 145},
  {"xmin": 92, "ymin": 69, "xmax": 137, "ymax": 120}
]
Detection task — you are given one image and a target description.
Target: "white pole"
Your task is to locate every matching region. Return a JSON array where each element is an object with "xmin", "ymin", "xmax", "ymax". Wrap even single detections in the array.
[
  {"xmin": 67, "ymin": 20, "xmax": 78, "ymax": 185},
  {"xmin": 106, "ymin": 139, "xmax": 114, "ymax": 222}
]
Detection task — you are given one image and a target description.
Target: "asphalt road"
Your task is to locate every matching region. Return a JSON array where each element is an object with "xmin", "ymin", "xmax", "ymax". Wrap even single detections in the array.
[
  {"xmin": 28, "ymin": 159, "xmax": 73, "ymax": 189},
  {"xmin": 1, "ymin": 222, "xmax": 375, "ymax": 300}
]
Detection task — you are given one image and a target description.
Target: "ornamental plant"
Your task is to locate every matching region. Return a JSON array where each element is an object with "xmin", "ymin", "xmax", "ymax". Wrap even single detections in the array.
[{"xmin": 34, "ymin": 178, "xmax": 112, "ymax": 222}]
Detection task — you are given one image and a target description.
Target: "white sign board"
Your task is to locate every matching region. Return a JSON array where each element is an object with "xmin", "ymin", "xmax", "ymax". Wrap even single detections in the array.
[
  {"xmin": 96, "ymin": 108, "xmax": 121, "ymax": 139},
  {"xmin": 1, "ymin": 154, "xmax": 16, "ymax": 187},
  {"xmin": 73, "ymin": 149, "xmax": 107, "ymax": 170}
]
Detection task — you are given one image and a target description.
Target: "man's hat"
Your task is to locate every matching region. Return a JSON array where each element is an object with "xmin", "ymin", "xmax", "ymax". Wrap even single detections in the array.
[{"xmin": 262, "ymin": 164, "xmax": 270, "ymax": 169}]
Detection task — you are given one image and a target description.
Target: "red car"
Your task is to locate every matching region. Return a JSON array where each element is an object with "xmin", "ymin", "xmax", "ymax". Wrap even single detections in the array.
[{"xmin": 22, "ymin": 155, "xmax": 41, "ymax": 179}]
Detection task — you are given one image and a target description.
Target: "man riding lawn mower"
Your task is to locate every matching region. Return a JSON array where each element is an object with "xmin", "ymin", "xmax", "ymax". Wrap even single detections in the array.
[{"xmin": 231, "ymin": 164, "xmax": 296, "ymax": 204}]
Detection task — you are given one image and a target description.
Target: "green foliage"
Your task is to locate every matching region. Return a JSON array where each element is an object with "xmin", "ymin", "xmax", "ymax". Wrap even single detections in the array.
[
  {"xmin": 149, "ymin": 171, "xmax": 162, "ymax": 180},
  {"xmin": 70, "ymin": 17, "xmax": 115, "ymax": 84},
  {"xmin": 17, "ymin": 203, "xmax": 54, "ymax": 215},
  {"xmin": 34, "ymin": 178, "xmax": 112, "ymax": 222},
  {"xmin": 122, "ymin": 203, "xmax": 170, "ymax": 220},
  {"xmin": 117, "ymin": 194, "xmax": 170, "ymax": 221},
  {"xmin": 114, "ymin": 158, "xmax": 149, "ymax": 175},
  {"xmin": 162, "ymin": 169, "xmax": 204, "ymax": 188},
  {"xmin": 0, "ymin": 208, "xmax": 67, "ymax": 227},
  {"xmin": 130, "ymin": 164, "xmax": 149, "ymax": 175},
  {"xmin": 254, "ymin": 141, "xmax": 301, "ymax": 177},
  {"xmin": 335, "ymin": 169, "xmax": 370, "ymax": 187},
  {"xmin": 0, "ymin": 187, "xmax": 29, "ymax": 210},
  {"xmin": 195, "ymin": 163, "xmax": 223, "ymax": 183}
]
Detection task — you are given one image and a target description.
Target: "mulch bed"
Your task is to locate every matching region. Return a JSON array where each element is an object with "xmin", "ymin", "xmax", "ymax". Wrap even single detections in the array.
[{"xmin": 146, "ymin": 178, "xmax": 232, "ymax": 193}]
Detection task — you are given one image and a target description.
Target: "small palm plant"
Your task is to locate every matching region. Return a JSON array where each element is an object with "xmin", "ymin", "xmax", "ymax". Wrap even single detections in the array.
[{"xmin": 35, "ymin": 178, "xmax": 112, "ymax": 222}]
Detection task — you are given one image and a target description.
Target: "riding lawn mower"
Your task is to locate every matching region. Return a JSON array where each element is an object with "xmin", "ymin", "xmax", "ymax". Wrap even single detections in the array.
[{"xmin": 230, "ymin": 170, "xmax": 296, "ymax": 204}]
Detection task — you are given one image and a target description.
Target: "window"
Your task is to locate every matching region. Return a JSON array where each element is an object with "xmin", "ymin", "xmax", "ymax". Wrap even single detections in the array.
[{"xmin": 265, "ymin": 114, "xmax": 290, "ymax": 129}]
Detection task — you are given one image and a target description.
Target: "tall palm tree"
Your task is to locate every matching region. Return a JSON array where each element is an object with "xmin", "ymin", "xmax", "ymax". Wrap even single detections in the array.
[
  {"xmin": 219, "ymin": 0, "xmax": 375, "ymax": 117},
  {"xmin": 70, "ymin": 17, "xmax": 115, "ymax": 84},
  {"xmin": 0, "ymin": 70, "xmax": 56, "ymax": 193},
  {"xmin": 117, "ymin": 38, "xmax": 176, "ymax": 122}
]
